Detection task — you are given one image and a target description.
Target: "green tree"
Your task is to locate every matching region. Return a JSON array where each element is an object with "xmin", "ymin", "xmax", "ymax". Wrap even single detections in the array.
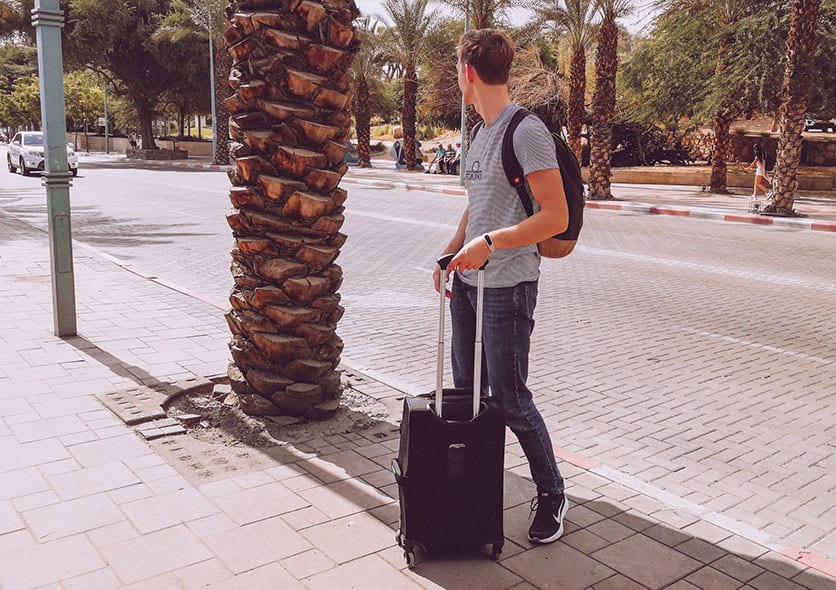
[
  {"xmin": 64, "ymin": 70, "xmax": 104, "ymax": 149},
  {"xmin": 382, "ymin": 0, "xmax": 437, "ymax": 170},
  {"xmin": 766, "ymin": 0, "xmax": 822, "ymax": 214},
  {"xmin": 65, "ymin": 0, "xmax": 197, "ymax": 150},
  {"xmin": 587, "ymin": 0, "xmax": 632, "ymax": 200},
  {"xmin": 1, "ymin": 75, "xmax": 40, "ymax": 129},
  {"xmin": 157, "ymin": 0, "xmax": 211, "ymax": 138},
  {"xmin": 530, "ymin": 0, "xmax": 596, "ymax": 162},
  {"xmin": 655, "ymin": 0, "xmax": 756, "ymax": 193}
]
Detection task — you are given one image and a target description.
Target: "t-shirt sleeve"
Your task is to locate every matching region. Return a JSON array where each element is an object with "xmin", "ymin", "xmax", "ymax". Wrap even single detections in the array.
[{"xmin": 512, "ymin": 116, "xmax": 560, "ymax": 176}]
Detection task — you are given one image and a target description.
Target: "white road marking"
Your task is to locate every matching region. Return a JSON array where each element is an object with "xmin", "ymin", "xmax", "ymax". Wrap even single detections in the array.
[
  {"xmin": 683, "ymin": 328, "xmax": 834, "ymax": 366},
  {"xmin": 581, "ymin": 246, "xmax": 836, "ymax": 293}
]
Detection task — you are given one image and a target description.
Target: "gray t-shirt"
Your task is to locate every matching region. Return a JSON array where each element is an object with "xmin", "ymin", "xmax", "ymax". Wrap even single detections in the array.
[{"xmin": 459, "ymin": 104, "xmax": 560, "ymax": 288}]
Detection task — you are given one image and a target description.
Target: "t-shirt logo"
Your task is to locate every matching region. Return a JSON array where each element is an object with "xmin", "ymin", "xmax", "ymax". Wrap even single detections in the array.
[{"xmin": 465, "ymin": 160, "xmax": 483, "ymax": 183}]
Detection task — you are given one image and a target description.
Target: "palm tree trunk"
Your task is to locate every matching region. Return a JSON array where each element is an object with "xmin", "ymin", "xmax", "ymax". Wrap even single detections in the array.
[
  {"xmin": 766, "ymin": 0, "xmax": 821, "ymax": 215},
  {"xmin": 567, "ymin": 44, "xmax": 586, "ymax": 164},
  {"xmin": 214, "ymin": 39, "xmax": 231, "ymax": 165},
  {"xmin": 708, "ymin": 29, "xmax": 733, "ymax": 194},
  {"xmin": 587, "ymin": 19, "xmax": 618, "ymax": 200},
  {"xmin": 709, "ymin": 111, "xmax": 732, "ymax": 193},
  {"xmin": 223, "ymin": 1, "xmax": 357, "ymax": 417},
  {"xmin": 355, "ymin": 78, "xmax": 372, "ymax": 167},
  {"xmin": 403, "ymin": 61, "xmax": 418, "ymax": 170}
]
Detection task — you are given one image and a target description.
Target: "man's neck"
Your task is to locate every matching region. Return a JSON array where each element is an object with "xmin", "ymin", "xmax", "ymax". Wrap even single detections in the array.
[{"xmin": 473, "ymin": 86, "xmax": 512, "ymax": 126}]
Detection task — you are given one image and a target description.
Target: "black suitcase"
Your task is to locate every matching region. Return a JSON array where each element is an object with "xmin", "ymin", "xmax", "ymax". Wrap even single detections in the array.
[{"xmin": 392, "ymin": 255, "xmax": 505, "ymax": 568}]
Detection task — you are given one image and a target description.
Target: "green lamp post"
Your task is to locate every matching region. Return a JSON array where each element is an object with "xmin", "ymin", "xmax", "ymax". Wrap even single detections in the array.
[{"xmin": 33, "ymin": 0, "xmax": 77, "ymax": 337}]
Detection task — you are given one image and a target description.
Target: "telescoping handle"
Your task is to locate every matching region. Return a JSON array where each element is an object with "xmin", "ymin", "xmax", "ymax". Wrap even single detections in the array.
[{"xmin": 435, "ymin": 255, "xmax": 488, "ymax": 420}]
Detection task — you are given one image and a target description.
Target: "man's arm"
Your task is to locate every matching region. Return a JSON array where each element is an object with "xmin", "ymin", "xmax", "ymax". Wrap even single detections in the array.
[{"xmin": 449, "ymin": 169, "xmax": 568, "ymax": 271}]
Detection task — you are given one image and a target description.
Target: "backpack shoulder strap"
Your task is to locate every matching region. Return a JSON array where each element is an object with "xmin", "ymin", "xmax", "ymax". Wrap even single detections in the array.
[
  {"xmin": 501, "ymin": 108, "xmax": 535, "ymax": 217},
  {"xmin": 470, "ymin": 120, "xmax": 484, "ymax": 142}
]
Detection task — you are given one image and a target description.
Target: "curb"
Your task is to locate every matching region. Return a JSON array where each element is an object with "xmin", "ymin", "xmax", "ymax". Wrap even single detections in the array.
[
  {"xmin": 342, "ymin": 177, "xmax": 836, "ymax": 233},
  {"xmin": 584, "ymin": 201, "xmax": 836, "ymax": 232},
  {"xmin": 130, "ymin": 161, "xmax": 836, "ymax": 233}
]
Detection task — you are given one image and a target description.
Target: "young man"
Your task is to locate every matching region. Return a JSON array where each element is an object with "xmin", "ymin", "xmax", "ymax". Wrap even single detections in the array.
[{"xmin": 433, "ymin": 29, "xmax": 570, "ymax": 544}]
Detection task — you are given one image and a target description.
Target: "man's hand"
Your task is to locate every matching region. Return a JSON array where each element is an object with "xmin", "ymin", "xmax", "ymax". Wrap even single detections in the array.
[{"xmin": 449, "ymin": 236, "xmax": 490, "ymax": 273}]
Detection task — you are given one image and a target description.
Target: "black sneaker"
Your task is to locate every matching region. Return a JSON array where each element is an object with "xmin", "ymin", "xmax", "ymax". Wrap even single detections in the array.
[{"xmin": 528, "ymin": 491, "xmax": 569, "ymax": 544}]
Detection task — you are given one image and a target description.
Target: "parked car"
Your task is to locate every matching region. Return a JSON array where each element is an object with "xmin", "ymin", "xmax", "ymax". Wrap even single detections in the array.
[
  {"xmin": 6, "ymin": 131, "xmax": 79, "ymax": 176},
  {"xmin": 803, "ymin": 117, "xmax": 836, "ymax": 132}
]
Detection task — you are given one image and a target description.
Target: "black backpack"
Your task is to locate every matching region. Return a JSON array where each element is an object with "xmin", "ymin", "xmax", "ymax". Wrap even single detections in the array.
[{"xmin": 472, "ymin": 108, "xmax": 584, "ymax": 258}]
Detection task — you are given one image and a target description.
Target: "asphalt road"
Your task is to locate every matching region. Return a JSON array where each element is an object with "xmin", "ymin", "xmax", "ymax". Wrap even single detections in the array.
[{"xmin": 1, "ymin": 150, "xmax": 835, "ymax": 560}]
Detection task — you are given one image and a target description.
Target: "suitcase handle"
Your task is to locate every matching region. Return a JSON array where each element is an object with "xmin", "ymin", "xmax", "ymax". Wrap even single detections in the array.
[{"xmin": 435, "ymin": 254, "xmax": 488, "ymax": 420}]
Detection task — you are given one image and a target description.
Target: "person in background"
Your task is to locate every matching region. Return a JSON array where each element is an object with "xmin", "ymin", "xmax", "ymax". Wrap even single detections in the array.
[{"xmin": 746, "ymin": 144, "xmax": 771, "ymax": 197}]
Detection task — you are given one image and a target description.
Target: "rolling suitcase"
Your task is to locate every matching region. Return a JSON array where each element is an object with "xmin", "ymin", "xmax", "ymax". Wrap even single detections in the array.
[{"xmin": 392, "ymin": 254, "xmax": 506, "ymax": 568}]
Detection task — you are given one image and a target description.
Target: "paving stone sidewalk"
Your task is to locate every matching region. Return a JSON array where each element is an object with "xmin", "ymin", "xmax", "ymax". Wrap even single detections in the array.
[{"xmin": 1, "ymin": 198, "xmax": 835, "ymax": 589}]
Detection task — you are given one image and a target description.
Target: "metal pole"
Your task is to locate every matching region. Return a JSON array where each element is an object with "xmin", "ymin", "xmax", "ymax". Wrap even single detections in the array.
[
  {"xmin": 208, "ymin": 10, "xmax": 217, "ymax": 163},
  {"xmin": 459, "ymin": 5, "xmax": 470, "ymax": 186},
  {"xmin": 103, "ymin": 78, "xmax": 109, "ymax": 153},
  {"xmin": 32, "ymin": 0, "xmax": 77, "ymax": 337}
]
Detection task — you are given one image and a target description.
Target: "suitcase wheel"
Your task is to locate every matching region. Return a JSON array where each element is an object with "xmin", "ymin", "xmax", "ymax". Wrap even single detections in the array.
[
  {"xmin": 491, "ymin": 543, "xmax": 503, "ymax": 560},
  {"xmin": 405, "ymin": 548, "xmax": 417, "ymax": 569}
]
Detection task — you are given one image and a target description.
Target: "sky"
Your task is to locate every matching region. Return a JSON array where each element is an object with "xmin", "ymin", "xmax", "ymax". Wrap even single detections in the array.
[{"xmin": 353, "ymin": 0, "xmax": 660, "ymax": 37}]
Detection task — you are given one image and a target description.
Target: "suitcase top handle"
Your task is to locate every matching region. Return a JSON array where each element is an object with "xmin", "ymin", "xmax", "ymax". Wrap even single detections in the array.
[{"xmin": 435, "ymin": 255, "xmax": 488, "ymax": 420}]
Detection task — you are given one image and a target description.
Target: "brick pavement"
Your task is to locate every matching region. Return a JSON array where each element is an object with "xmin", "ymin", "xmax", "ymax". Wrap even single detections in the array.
[{"xmin": 1, "ymin": 164, "xmax": 835, "ymax": 588}]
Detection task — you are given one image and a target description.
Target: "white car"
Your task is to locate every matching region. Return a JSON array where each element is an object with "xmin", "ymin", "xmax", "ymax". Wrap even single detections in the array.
[{"xmin": 6, "ymin": 131, "xmax": 79, "ymax": 177}]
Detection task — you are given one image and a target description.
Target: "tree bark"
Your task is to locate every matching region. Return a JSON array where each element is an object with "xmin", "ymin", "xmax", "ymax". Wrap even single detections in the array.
[
  {"xmin": 567, "ymin": 45, "xmax": 586, "ymax": 164},
  {"xmin": 223, "ymin": 0, "xmax": 357, "ymax": 417},
  {"xmin": 587, "ymin": 20, "xmax": 618, "ymax": 200},
  {"xmin": 214, "ymin": 39, "xmax": 231, "ymax": 165},
  {"xmin": 355, "ymin": 77, "xmax": 372, "ymax": 167},
  {"xmin": 402, "ymin": 61, "xmax": 419, "ymax": 170},
  {"xmin": 766, "ymin": 0, "xmax": 821, "ymax": 215},
  {"xmin": 709, "ymin": 111, "xmax": 732, "ymax": 193}
]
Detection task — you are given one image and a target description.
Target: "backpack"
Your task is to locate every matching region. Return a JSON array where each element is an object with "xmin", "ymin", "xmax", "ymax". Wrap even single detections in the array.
[{"xmin": 472, "ymin": 108, "xmax": 585, "ymax": 258}]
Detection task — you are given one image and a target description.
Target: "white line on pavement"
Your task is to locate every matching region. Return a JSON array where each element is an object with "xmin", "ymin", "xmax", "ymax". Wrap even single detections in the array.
[
  {"xmin": 348, "ymin": 210, "xmax": 457, "ymax": 230},
  {"xmin": 682, "ymin": 328, "xmax": 835, "ymax": 366},
  {"xmin": 143, "ymin": 180, "xmax": 227, "ymax": 195},
  {"xmin": 581, "ymin": 246, "xmax": 836, "ymax": 293}
]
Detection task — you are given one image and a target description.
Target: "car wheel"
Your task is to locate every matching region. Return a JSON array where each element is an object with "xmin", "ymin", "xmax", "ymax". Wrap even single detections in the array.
[
  {"xmin": 6, "ymin": 155, "xmax": 15, "ymax": 173},
  {"xmin": 19, "ymin": 157, "xmax": 29, "ymax": 176}
]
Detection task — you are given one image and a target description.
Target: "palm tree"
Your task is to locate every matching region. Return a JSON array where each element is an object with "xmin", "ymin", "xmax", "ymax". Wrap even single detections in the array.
[
  {"xmin": 447, "ymin": 0, "xmax": 518, "ymax": 28},
  {"xmin": 349, "ymin": 17, "xmax": 386, "ymax": 168},
  {"xmin": 382, "ymin": 0, "xmax": 437, "ymax": 170},
  {"xmin": 656, "ymin": 0, "xmax": 751, "ymax": 193},
  {"xmin": 222, "ymin": 2, "xmax": 358, "ymax": 417},
  {"xmin": 530, "ymin": 0, "xmax": 596, "ymax": 163},
  {"xmin": 587, "ymin": 0, "xmax": 631, "ymax": 200},
  {"xmin": 764, "ymin": 0, "xmax": 821, "ymax": 215}
]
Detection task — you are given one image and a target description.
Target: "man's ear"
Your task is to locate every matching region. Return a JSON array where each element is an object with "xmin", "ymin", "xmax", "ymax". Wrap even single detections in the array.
[{"xmin": 464, "ymin": 63, "xmax": 476, "ymax": 83}]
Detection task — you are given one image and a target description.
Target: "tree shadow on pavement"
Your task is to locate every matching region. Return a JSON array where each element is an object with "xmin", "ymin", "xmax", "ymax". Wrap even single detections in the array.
[{"xmin": 0, "ymin": 199, "xmax": 212, "ymax": 248}]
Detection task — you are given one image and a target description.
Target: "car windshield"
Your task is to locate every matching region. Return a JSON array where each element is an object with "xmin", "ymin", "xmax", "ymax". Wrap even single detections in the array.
[{"xmin": 23, "ymin": 134, "xmax": 44, "ymax": 146}]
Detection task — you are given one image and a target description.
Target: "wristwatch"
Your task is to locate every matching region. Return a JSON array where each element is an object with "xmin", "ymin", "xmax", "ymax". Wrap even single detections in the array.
[{"xmin": 483, "ymin": 233, "xmax": 495, "ymax": 252}]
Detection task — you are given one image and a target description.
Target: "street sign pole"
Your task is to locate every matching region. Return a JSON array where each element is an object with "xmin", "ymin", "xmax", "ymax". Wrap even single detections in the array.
[
  {"xmin": 208, "ymin": 11, "xmax": 217, "ymax": 163},
  {"xmin": 33, "ymin": 0, "xmax": 77, "ymax": 337},
  {"xmin": 103, "ymin": 79, "xmax": 110, "ymax": 153}
]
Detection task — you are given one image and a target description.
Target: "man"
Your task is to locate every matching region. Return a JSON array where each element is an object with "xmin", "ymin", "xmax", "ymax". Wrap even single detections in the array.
[{"xmin": 433, "ymin": 29, "xmax": 570, "ymax": 544}]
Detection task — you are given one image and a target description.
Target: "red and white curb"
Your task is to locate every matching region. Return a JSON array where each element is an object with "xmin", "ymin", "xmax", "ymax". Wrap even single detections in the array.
[
  {"xmin": 552, "ymin": 445, "xmax": 836, "ymax": 581},
  {"xmin": 134, "ymin": 166, "xmax": 836, "ymax": 233},
  {"xmin": 585, "ymin": 201, "xmax": 836, "ymax": 233}
]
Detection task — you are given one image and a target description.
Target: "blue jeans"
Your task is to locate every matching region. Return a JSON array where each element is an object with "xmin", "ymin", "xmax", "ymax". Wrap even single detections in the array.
[{"xmin": 450, "ymin": 274, "xmax": 564, "ymax": 495}]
